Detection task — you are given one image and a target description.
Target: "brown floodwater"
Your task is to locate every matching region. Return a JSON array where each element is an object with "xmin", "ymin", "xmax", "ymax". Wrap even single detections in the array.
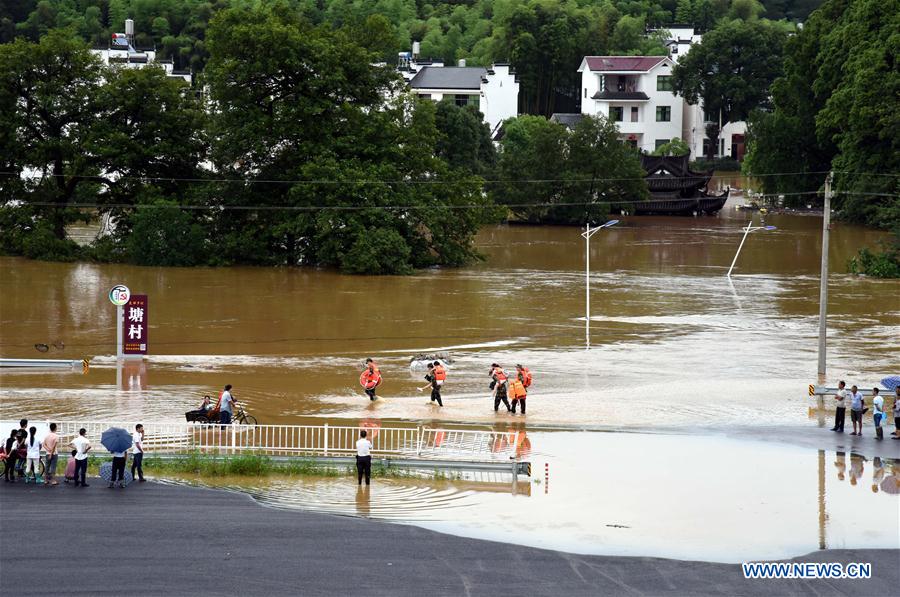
[{"xmin": 1, "ymin": 199, "xmax": 897, "ymax": 427}]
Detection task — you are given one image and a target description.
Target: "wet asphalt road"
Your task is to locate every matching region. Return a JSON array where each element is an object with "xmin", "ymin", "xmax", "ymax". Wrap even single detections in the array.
[{"xmin": 0, "ymin": 479, "xmax": 897, "ymax": 596}]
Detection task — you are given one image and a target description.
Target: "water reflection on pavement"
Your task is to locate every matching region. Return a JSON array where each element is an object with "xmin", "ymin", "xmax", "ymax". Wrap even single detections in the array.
[{"xmin": 163, "ymin": 431, "xmax": 899, "ymax": 563}]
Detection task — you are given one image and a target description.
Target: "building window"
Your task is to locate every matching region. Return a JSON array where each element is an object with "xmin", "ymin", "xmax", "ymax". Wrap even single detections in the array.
[
  {"xmin": 454, "ymin": 94, "xmax": 469, "ymax": 106},
  {"xmin": 656, "ymin": 106, "xmax": 671, "ymax": 122},
  {"xmin": 655, "ymin": 139, "xmax": 670, "ymax": 149},
  {"xmin": 703, "ymin": 138, "xmax": 715, "ymax": 157},
  {"xmin": 610, "ymin": 107, "xmax": 624, "ymax": 122},
  {"xmin": 657, "ymin": 76, "xmax": 673, "ymax": 92},
  {"xmin": 418, "ymin": 94, "xmax": 432, "ymax": 101},
  {"xmin": 630, "ymin": 106, "xmax": 639, "ymax": 122},
  {"xmin": 584, "ymin": 88, "xmax": 587, "ymax": 98},
  {"xmin": 703, "ymin": 107, "xmax": 716, "ymax": 123}
]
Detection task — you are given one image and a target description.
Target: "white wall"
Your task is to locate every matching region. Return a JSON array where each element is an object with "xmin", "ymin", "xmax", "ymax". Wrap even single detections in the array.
[
  {"xmin": 579, "ymin": 60, "xmax": 683, "ymax": 154},
  {"xmin": 480, "ymin": 64, "xmax": 519, "ymax": 133}
]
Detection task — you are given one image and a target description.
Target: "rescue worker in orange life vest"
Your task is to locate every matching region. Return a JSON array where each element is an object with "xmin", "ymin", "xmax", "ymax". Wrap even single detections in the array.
[
  {"xmin": 490, "ymin": 363, "xmax": 511, "ymax": 412},
  {"xmin": 359, "ymin": 358, "xmax": 382, "ymax": 401},
  {"xmin": 417, "ymin": 361, "xmax": 445, "ymax": 406},
  {"xmin": 510, "ymin": 364, "xmax": 530, "ymax": 414}
]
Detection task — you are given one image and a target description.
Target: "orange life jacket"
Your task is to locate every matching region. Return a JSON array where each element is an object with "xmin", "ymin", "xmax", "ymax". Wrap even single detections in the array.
[
  {"xmin": 360, "ymin": 367, "xmax": 382, "ymax": 390},
  {"xmin": 434, "ymin": 364, "xmax": 447, "ymax": 382},
  {"xmin": 520, "ymin": 367, "xmax": 533, "ymax": 388},
  {"xmin": 511, "ymin": 378, "xmax": 527, "ymax": 398},
  {"xmin": 492, "ymin": 368, "xmax": 507, "ymax": 383}
]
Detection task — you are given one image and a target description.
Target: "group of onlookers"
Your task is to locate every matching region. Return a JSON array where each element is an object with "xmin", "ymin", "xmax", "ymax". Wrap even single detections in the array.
[
  {"xmin": 1, "ymin": 419, "xmax": 146, "ymax": 487},
  {"xmin": 830, "ymin": 383, "xmax": 900, "ymax": 440}
]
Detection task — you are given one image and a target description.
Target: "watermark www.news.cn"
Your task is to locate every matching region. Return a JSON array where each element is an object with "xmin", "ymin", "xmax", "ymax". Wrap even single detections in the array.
[{"xmin": 742, "ymin": 562, "xmax": 872, "ymax": 579}]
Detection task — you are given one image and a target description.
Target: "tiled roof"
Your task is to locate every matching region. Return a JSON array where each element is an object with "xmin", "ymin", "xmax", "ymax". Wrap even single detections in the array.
[
  {"xmin": 583, "ymin": 56, "xmax": 667, "ymax": 72},
  {"xmin": 409, "ymin": 66, "xmax": 488, "ymax": 90},
  {"xmin": 591, "ymin": 91, "xmax": 650, "ymax": 101}
]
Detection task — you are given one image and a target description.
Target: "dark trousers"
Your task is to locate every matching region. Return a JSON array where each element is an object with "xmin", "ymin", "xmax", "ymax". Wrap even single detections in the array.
[
  {"xmin": 220, "ymin": 410, "xmax": 232, "ymax": 427},
  {"xmin": 494, "ymin": 394, "xmax": 510, "ymax": 412},
  {"xmin": 365, "ymin": 389, "xmax": 377, "ymax": 401},
  {"xmin": 894, "ymin": 416, "xmax": 900, "ymax": 432},
  {"xmin": 3, "ymin": 456, "xmax": 16, "ymax": 481},
  {"xmin": 74, "ymin": 459, "xmax": 88, "ymax": 485},
  {"xmin": 111, "ymin": 456, "xmax": 126, "ymax": 484},
  {"xmin": 850, "ymin": 409, "xmax": 863, "ymax": 426},
  {"xmin": 511, "ymin": 398, "xmax": 526, "ymax": 414},
  {"xmin": 356, "ymin": 455, "xmax": 371, "ymax": 485},
  {"xmin": 833, "ymin": 407, "xmax": 845, "ymax": 431},
  {"xmin": 430, "ymin": 385, "xmax": 443, "ymax": 407},
  {"xmin": 131, "ymin": 452, "xmax": 144, "ymax": 480}
]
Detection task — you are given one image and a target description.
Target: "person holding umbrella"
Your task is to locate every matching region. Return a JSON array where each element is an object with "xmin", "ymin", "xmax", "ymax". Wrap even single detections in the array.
[{"xmin": 100, "ymin": 427, "xmax": 132, "ymax": 489}]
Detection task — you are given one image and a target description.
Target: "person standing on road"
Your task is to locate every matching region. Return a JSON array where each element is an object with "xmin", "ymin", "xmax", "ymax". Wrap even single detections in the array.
[
  {"xmin": 831, "ymin": 380, "xmax": 848, "ymax": 432},
  {"xmin": 892, "ymin": 387, "xmax": 900, "ymax": 440},
  {"xmin": 3, "ymin": 429, "xmax": 19, "ymax": 483},
  {"xmin": 849, "ymin": 385, "xmax": 865, "ymax": 436},
  {"xmin": 872, "ymin": 388, "xmax": 885, "ymax": 440},
  {"xmin": 16, "ymin": 419, "xmax": 28, "ymax": 478},
  {"xmin": 43, "ymin": 423, "xmax": 60, "ymax": 486},
  {"xmin": 360, "ymin": 359, "xmax": 382, "ymax": 402},
  {"xmin": 24, "ymin": 426, "xmax": 42, "ymax": 484},
  {"xmin": 70, "ymin": 428, "xmax": 91, "ymax": 487},
  {"xmin": 356, "ymin": 430, "xmax": 373, "ymax": 486},
  {"xmin": 131, "ymin": 424, "xmax": 145, "ymax": 483},
  {"xmin": 219, "ymin": 384, "xmax": 236, "ymax": 427},
  {"xmin": 109, "ymin": 446, "xmax": 127, "ymax": 489}
]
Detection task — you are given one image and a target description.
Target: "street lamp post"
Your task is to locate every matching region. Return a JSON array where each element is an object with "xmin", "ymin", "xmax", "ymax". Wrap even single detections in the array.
[
  {"xmin": 582, "ymin": 220, "xmax": 619, "ymax": 349},
  {"xmin": 726, "ymin": 221, "xmax": 777, "ymax": 277}
]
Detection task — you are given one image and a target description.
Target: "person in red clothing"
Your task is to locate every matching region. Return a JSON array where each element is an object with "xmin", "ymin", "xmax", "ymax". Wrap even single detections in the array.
[{"xmin": 359, "ymin": 358, "xmax": 382, "ymax": 401}]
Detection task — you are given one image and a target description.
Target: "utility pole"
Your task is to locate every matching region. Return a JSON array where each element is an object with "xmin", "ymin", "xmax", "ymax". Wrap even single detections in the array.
[{"xmin": 817, "ymin": 172, "xmax": 833, "ymax": 381}]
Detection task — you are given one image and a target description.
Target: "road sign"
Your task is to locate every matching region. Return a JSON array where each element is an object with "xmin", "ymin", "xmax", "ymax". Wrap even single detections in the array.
[
  {"xmin": 122, "ymin": 295, "xmax": 148, "ymax": 357},
  {"xmin": 109, "ymin": 285, "xmax": 131, "ymax": 306}
]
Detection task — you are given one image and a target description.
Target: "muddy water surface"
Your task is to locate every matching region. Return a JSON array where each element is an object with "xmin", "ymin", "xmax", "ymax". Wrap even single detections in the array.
[{"xmin": 1, "ymin": 203, "xmax": 897, "ymax": 427}]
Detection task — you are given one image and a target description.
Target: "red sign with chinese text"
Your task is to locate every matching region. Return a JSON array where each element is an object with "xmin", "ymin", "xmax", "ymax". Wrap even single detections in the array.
[{"xmin": 122, "ymin": 295, "xmax": 148, "ymax": 356}]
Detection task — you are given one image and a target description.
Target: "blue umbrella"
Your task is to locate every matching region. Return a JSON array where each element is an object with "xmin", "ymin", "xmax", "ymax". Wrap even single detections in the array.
[
  {"xmin": 100, "ymin": 427, "xmax": 132, "ymax": 453},
  {"xmin": 880, "ymin": 376, "xmax": 900, "ymax": 391}
]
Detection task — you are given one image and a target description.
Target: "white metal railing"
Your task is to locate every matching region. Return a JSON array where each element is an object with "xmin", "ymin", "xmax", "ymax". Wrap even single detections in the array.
[{"xmin": 0, "ymin": 421, "xmax": 520, "ymax": 463}]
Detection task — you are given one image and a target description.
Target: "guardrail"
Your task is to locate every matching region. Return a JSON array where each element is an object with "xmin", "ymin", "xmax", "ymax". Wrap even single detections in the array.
[
  {"xmin": 808, "ymin": 385, "xmax": 891, "ymax": 397},
  {"xmin": 1, "ymin": 421, "xmax": 521, "ymax": 464}
]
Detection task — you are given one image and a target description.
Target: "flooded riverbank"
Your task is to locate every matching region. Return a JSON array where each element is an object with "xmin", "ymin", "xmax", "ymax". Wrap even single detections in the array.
[{"xmin": 1, "ymin": 205, "xmax": 897, "ymax": 427}]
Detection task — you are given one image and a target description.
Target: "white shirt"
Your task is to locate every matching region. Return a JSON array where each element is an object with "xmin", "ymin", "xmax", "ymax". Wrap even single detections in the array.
[
  {"xmin": 26, "ymin": 438, "xmax": 42, "ymax": 459},
  {"xmin": 72, "ymin": 436, "xmax": 90, "ymax": 461},
  {"xmin": 835, "ymin": 389, "xmax": 849, "ymax": 405},
  {"xmin": 133, "ymin": 432, "xmax": 144, "ymax": 453},
  {"xmin": 112, "ymin": 450, "xmax": 126, "ymax": 458},
  {"xmin": 356, "ymin": 438, "xmax": 372, "ymax": 457},
  {"xmin": 873, "ymin": 395, "xmax": 884, "ymax": 414},
  {"xmin": 221, "ymin": 390, "xmax": 234, "ymax": 413}
]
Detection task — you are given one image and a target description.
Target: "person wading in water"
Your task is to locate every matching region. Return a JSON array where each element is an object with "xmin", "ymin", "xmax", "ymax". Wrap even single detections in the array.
[{"xmin": 360, "ymin": 358, "xmax": 382, "ymax": 401}]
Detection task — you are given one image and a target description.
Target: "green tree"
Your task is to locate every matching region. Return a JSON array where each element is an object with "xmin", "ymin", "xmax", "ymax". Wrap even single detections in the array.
[
  {"xmin": 0, "ymin": 30, "xmax": 103, "ymax": 249},
  {"xmin": 673, "ymin": 19, "xmax": 788, "ymax": 160},
  {"xmin": 675, "ymin": 0, "xmax": 695, "ymax": 23},
  {"xmin": 744, "ymin": 0, "xmax": 898, "ymax": 226},
  {"xmin": 433, "ymin": 99, "xmax": 496, "ymax": 178},
  {"xmin": 494, "ymin": 115, "xmax": 569, "ymax": 222},
  {"xmin": 204, "ymin": 5, "xmax": 489, "ymax": 272},
  {"xmin": 651, "ymin": 137, "xmax": 691, "ymax": 156}
]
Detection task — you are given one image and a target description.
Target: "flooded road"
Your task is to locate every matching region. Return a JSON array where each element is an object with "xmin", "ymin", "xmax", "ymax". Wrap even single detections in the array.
[
  {"xmin": 1, "ymin": 201, "xmax": 897, "ymax": 427},
  {"xmin": 159, "ymin": 431, "xmax": 900, "ymax": 563}
]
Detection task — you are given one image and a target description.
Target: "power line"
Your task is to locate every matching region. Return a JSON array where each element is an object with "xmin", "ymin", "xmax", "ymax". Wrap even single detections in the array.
[
  {"xmin": 11, "ymin": 190, "xmax": 899, "ymax": 212},
  {"xmin": 0, "ymin": 169, "xmax": 846, "ymax": 184}
]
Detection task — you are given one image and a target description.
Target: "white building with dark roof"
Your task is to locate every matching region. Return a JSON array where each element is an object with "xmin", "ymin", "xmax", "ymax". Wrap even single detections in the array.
[
  {"xmin": 399, "ymin": 50, "xmax": 518, "ymax": 137},
  {"xmin": 577, "ymin": 56, "xmax": 682, "ymax": 154},
  {"xmin": 91, "ymin": 19, "xmax": 192, "ymax": 85}
]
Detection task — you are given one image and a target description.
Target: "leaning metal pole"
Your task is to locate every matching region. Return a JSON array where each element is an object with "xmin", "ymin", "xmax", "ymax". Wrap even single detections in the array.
[
  {"xmin": 817, "ymin": 173, "xmax": 832, "ymax": 379},
  {"xmin": 727, "ymin": 221, "xmax": 754, "ymax": 277}
]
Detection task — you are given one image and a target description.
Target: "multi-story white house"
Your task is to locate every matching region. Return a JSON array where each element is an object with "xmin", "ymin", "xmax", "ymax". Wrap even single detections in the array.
[
  {"xmin": 577, "ymin": 55, "xmax": 682, "ymax": 154},
  {"xmin": 398, "ymin": 48, "xmax": 518, "ymax": 137},
  {"xmin": 91, "ymin": 19, "xmax": 192, "ymax": 85},
  {"xmin": 654, "ymin": 25, "xmax": 747, "ymax": 161}
]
